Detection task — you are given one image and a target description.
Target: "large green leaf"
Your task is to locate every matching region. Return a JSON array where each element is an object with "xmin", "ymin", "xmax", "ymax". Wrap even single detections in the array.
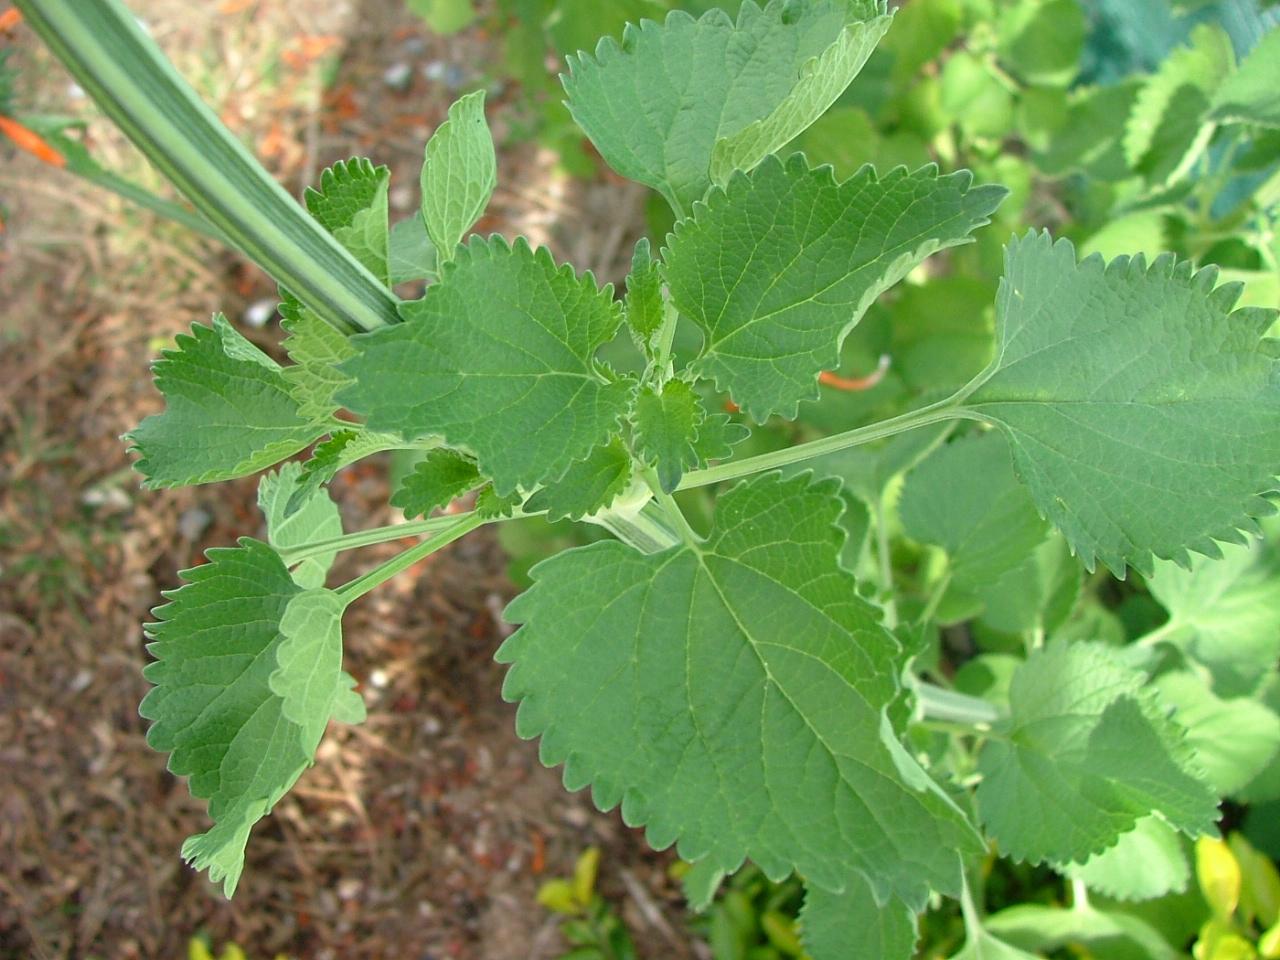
[
  {"xmin": 959, "ymin": 232, "xmax": 1280, "ymax": 577},
  {"xmin": 303, "ymin": 157, "xmax": 390, "ymax": 285},
  {"xmin": 139, "ymin": 540, "xmax": 360, "ymax": 896},
  {"xmin": 1147, "ymin": 526, "xmax": 1280, "ymax": 698},
  {"xmin": 975, "ymin": 641, "xmax": 1218, "ymax": 866},
  {"xmin": 562, "ymin": 0, "xmax": 892, "ymax": 214},
  {"xmin": 128, "ymin": 316, "xmax": 324, "ymax": 488},
  {"xmin": 421, "ymin": 90, "xmax": 496, "ymax": 260},
  {"xmin": 665, "ymin": 155, "xmax": 1005, "ymax": 420},
  {"xmin": 899, "ymin": 431, "xmax": 1048, "ymax": 591},
  {"xmin": 338, "ymin": 237, "xmax": 632, "ymax": 494},
  {"xmin": 801, "ymin": 875, "xmax": 918, "ymax": 960},
  {"xmin": 1210, "ymin": 28, "xmax": 1280, "ymax": 129},
  {"xmin": 500, "ymin": 472, "xmax": 980, "ymax": 906}
]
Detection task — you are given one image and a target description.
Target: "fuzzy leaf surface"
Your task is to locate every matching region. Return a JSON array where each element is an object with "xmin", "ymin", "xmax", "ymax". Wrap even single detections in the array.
[
  {"xmin": 690, "ymin": 413, "xmax": 751, "ymax": 466},
  {"xmin": 960, "ymin": 232, "xmax": 1280, "ymax": 577},
  {"xmin": 128, "ymin": 317, "xmax": 324, "ymax": 489},
  {"xmin": 625, "ymin": 237, "xmax": 664, "ymax": 353},
  {"xmin": 665, "ymin": 156, "xmax": 1005, "ymax": 420},
  {"xmin": 523, "ymin": 437, "xmax": 633, "ymax": 521},
  {"xmin": 1210, "ymin": 28, "xmax": 1280, "ymax": 128},
  {"xmin": 304, "ymin": 157, "xmax": 391, "ymax": 285},
  {"xmin": 338, "ymin": 237, "xmax": 631, "ymax": 494},
  {"xmin": 391, "ymin": 449, "xmax": 483, "ymax": 518},
  {"xmin": 563, "ymin": 0, "xmax": 891, "ymax": 213},
  {"xmin": 976, "ymin": 641, "xmax": 1218, "ymax": 866},
  {"xmin": 1147, "ymin": 525, "xmax": 1280, "ymax": 697},
  {"xmin": 501, "ymin": 472, "xmax": 979, "ymax": 906},
  {"xmin": 421, "ymin": 90, "xmax": 496, "ymax": 259},
  {"xmin": 388, "ymin": 214, "xmax": 438, "ymax": 284},
  {"xmin": 280, "ymin": 295, "xmax": 357, "ymax": 422},
  {"xmin": 287, "ymin": 429, "xmax": 402, "ymax": 517},
  {"xmin": 633, "ymin": 379, "xmax": 704, "ymax": 492},
  {"xmin": 139, "ymin": 540, "xmax": 354, "ymax": 896},
  {"xmin": 801, "ymin": 875, "xmax": 917, "ymax": 960},
  {"xmin": 257, "ymin": 463, "xmax": 343, "ymax": 589},
  {"xmin": 899, "ymin": 431, "xmax": 1048, "ymax": 590}
]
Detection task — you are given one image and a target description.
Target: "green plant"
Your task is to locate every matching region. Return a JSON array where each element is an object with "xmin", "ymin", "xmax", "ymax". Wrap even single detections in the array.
[
  {"xmin": 538, "ymin": 847, "xmax": 639, "ymax": 960},
  {"xmin": 18, "ymin": 0, "xmax": 1280, "ymax": 957}
]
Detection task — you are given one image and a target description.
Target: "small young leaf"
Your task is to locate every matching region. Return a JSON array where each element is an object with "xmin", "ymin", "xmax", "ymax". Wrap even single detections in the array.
[
  {"xmin": 501, "ymin": 472, "xmax": 981, "ymax": 906},
  {"xmin": 280, "ymin": 294, "xmax": 357, "ymax": 423},
  {"xmin": 476, "ymin": 483, "xmax": 524, "ymax": 519},
  {"xmin": 1210, "ymin": 28, "xmax": 1280, "ymax": 129},
  {"xmin": 257, "ymin": 462, "xmax": 343, "ymax": 589},
  {"xmin": 1147, "ymin": 525, "xmax": 1280, "ymax": 698},
  {"xmin": 391, "ymin": 449, "xmax": 483, "ymax": 518},
  {"xmin": 665, "ymin": 155, "xmax": 1005, "ymax": 420},
  {"xmin": 140, "ymin": 540, "xmax": 354, "ymax": 896},
  {"xmin": 270, "ymin": 589, "xmax": 349, "ymax": 743},
  {"xmin": 128, "ymin": 317, "xmax": 324, "ymax": 489},
  {"xmin": 960, "ymin": 232, "xmax": 1280, "ymax": 577},
  {"xmin": 1063, "ymin": 816, "xmax": 1190, "ymax": 902},
  {"xmin": 287, "ymin": 429, "xmax": 402, "ymax": 517},
  {"xmin": 523, "ymin": 437, "xmax": 633, "ymax": 521},
  {"xmin": 563, "ymin": 0, "xmax": 891, "ymax": 213},
  {"xmin": 976, "ymin": 641, "xmax": 1218, "ymax": 866},
  {"xmin": 304, "ymin": 157, "xmax": 391, "ymax": 285},
  {"xmin": 388, "ymin": 213, "xmax": 438, "ymax": 284},
  {"xmin": 632, "ymin": 379, "xmax": 703, "ymax": 492},
  {"xmin": 339, "ymin": 236, "xmax": 632, "ymax": 495},
  {"xmin": 899, "ymin": 431, "xmax": 1049, "ymax": 591},
  {"xmin": 421, "ymin": 90, "xmax": 496, "ymax": 260},
  {"xmin": 801, "ymin": 875, "xmax": 918, "ymax": 960},
  {"xmin": 624, "ymin": 237, "xmax": 664, "ymax": 353},
  {"xmin": 690, "ymin": 413, "xmax": 750, "ymax": 466}
]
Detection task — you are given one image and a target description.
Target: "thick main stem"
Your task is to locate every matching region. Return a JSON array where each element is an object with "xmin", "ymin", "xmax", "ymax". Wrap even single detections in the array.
[{"xmin": 17, "ymin": 0, "xmax": 399, "ymax": 334}]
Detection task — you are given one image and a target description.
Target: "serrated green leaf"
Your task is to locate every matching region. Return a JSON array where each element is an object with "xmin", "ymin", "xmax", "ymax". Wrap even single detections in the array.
[
  {"xmin": 388, "ymin": 213, "xmax": 438, "ymax": 284},
  {"xmin": 339, "ymin": 237, "xmax": 632, "ymax": 495},
  {"xmin": 1210, "ymin": 28, "xmax": 1280, "ymax": 128},
  {"xmin": 476, "ymin": 483, "xmax": 524, "ymax": 519},
  {"xmin": 127, "ymin": 317, "xmax": 324, "ymax": 489},
  {"xmin": 691, "ymin": 413, "xmax": 751, "ymax": 466},
  {"xmin": 1147, "ymin": 525, "xmax": 1280, "ymax": 698},
  {"xmin": 286, "ymin": 429, "xmax": 402, "ymax": 517},
  {"xmin": 304, "ymin": 157, "xmax": 390, "ymax": 285},
  {"xmin": 500, "ymin": 472, "xmax": 980, "ymax": 906},
  {"xmin": 563, "ymin": 0, "xmax": 891, "ymax": 214},
  {"xmin": 976, "ymin": 641, "xmax": 1218, "ymax": 866},
  {"xmin": 682, "ymin": 858, "xmax": 726, "ymax": 912},
  {"xmin": 624, "ymin": 237, "xmax": 664, "ymax": 353},
  {"xmin": 421, "ymin": 90, "xmax": 496, "ymax": 259},
  {"xmin": 666, "ymin": 155, "xmax": 1005, "ymax": 420},
  {"xmin": 524, "ymin": 437, "xmax": 633, "ymax": 521},
  {"xmin": 974, "ymin": 534, "xmax": 1081, "ymax": 637},
  {"xmin": 139, "ymin": 540, "xmax": 354, "ymax": 896},
  {"xmin": 1063, "ymin": 816, "xmax": 1190, "ymax": 902},
  {"xmin": 801, "ymin": 875, "xmax": 918, "ymax": 960},
  {"xmin": 257, "ymin": 462, "xmax": 342, "ymax": 589},
  {"xmin": 960, "ymin": 232, "xmax": 1280, "ymax": 577},
  {"xmin": 633, "ymin": 379, "xmax": 703, "ymax": 492},
  {"xmin": 391, "ymin": 449, "xmax": 483, "ymax": 519},
  {"xmin": 899, "ymin": 431, "xmax": 1049, "ymax": 591},
  {"xmin": 1123, "ymin": 25, "xmax": 1233, "ymax": 184},
  {"xmin": 1035, "ymin": 81, "xmax": 1142, "ymax": 181},
  {"xmin": 1156, "ymin": 671, "xmax": 1280, "ymax": 796},
  {"xmin": 280, "ymin": 295, "xmax": 357, "ymax": 423}
]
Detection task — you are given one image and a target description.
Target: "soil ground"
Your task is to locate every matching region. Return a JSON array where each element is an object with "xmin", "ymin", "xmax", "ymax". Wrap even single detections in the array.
[{"xmin": 0, "ymin": 3, "xmax": 693, "ymax": 957}]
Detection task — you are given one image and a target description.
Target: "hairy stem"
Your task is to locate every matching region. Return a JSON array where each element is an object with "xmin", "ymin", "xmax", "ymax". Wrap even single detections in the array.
[
  {"xmin": 337, "ymin": 512, "xmax": 487, "ymax": 603},
  {"xmin": 915, "ymin": 682, "xmax": 1002, "ymax": 728},
  {"xmin": 280, "ymin": 512, "xmax": 478, "ymax": 566},
  {"xmin": 678, "ymin": 395, "xmax": 965, "ymax": 491},
  {"xmin": 17, "ymin": 0, "xmax": 398, "ymax": 334},
  {"xmin": 592, "ymin": 501, "xmax": 681, "ymax": 554}
]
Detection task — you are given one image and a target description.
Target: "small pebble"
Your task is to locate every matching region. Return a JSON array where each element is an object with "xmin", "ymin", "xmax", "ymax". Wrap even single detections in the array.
[
  {"xmin": 242, "ymin": 297, "xmax": 276, "ymax": 329},
  {"xmin": 383, "ymin": 62, "xmax": 413, "ymax": 91},
  {"xmin": 178, "ymin": 506, "xmax": 212, "ymax": 542}
]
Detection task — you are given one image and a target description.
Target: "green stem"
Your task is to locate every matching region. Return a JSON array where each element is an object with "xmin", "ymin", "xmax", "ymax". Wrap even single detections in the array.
[
  {"xmin": 642, "ymin": 468, "xmax": 701, "ymax": 548},
  {"xmin": 917, "ymin": 572, "xmax": 951, "ymax": 626},
  {"xmin": 678, "ymin": 396, "xmax": 963, "ymax": 491},
  {"xmin": 875, "ymin": 495, "xmax": 899, "ymax": 629},
  {"xmin": 592, "ymin": 501, "xmax": 681, "ymax": 554},
  {"xmin": 336, "ymin": 513, "xmax": 486, "ymax": 604},
  {"xmin": 652, "ymin": 299, "xmax": 680, "ymax": 382},
  {"xmin": 279, "ymin": 512, "xmax": 476, "ymax": 566},
  {"xmin": 16, "ymin": 0, "xmax": 398, "ymax": 334},
  {"xmin": 916, "ymin": 682, "xmax": 1001, "ymax": 728}
]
